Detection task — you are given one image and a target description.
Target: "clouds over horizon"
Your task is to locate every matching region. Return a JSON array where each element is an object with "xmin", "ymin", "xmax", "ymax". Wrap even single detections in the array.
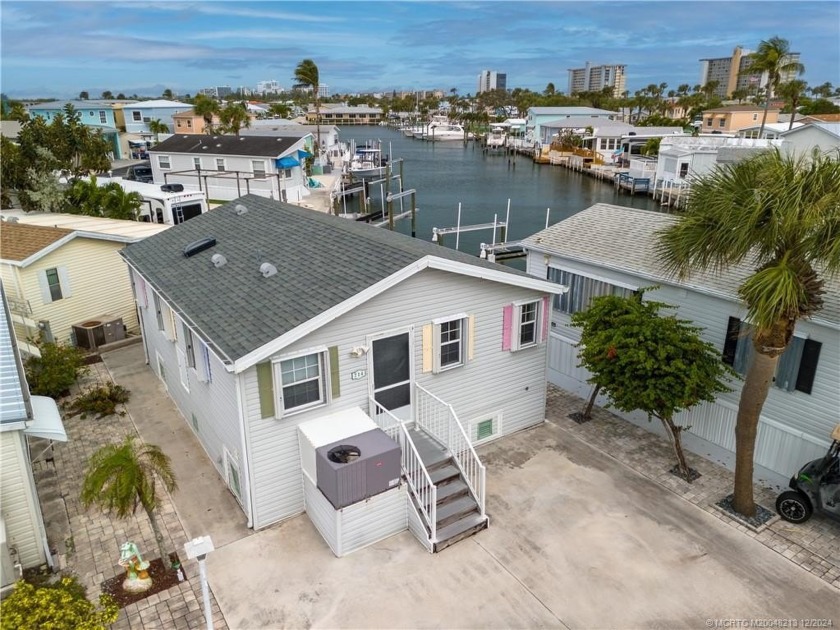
[{"xmin": 1, "ymin": 1, "xmax": 837, "ymax": 98}]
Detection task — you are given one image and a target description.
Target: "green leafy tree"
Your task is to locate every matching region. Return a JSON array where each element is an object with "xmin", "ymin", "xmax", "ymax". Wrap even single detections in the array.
[
  {"xmin": 24, "ymin": 340, "xmax": 87, "ymax": 397},
  {"xmin": 0, "ymin": 576, "xmax": 118, "ymax": 630},
  {"xmin": 777, "ymin": 80, "xmax": 808, "ymax": 129},
  {"xmin": 640, "ymin": 137, "xmax": 662, "ymax": 156},
  {"xmin": 268, "ymin": 102, "xmax": 290, "ymax": 119},
  {"xmin": 744, "ymin": 36, "xmax": 805, "ymax": 137},
  {"xmin": 218, "ymin": 101, "xmax": 251, "ymax": 136},
  {"xmin": 116, "ymin": 93, "xmax": 126, "ymax": 100},
  {"xmin": 294, "ymin": 58, "xmax": 321, "ymax": 151},
  {"xmin": 808, "ymin": 82, "xmax": 834, "ymax": 98},
  {"xmin": 81, "ymin": 436, "xmax": 178, "ymax": 567},
  {"xmin": 192, "ymin": 93, "xmax": 219, "ymax": 134},
  {"xmin": 79, "ymin": 91, "xmax": 89, "ymax": 100},
  {"xmin": 66, "ymin": 176, "xmax": 142, "ymax": 220},
  {"xmin": 101, "ymin": 91, "xmax": 114, "ymax": 100},
  {"xmin": 572, "ymin": 292, "xmax": 733, "ymax": 481},
  {"xmin": 656, "ymin": 148, "xmax": 840, "ymax": 515},
  {"xmin": 0, "ymin": 137, "xmax": 26, "ymax": 207},
  {"xmin": 147, "ymin": 118, "xmax": 170, "ymax": 141},
  {"xmin": 161, "ymin": 88, "xmax": 174, "ymax": 100},
  {"xmin": 799, "ymin": 99, "xmax": 840, "ymax": 115}
]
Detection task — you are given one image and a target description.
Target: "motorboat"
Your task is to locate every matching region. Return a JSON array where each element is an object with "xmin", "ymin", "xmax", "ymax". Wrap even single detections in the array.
[
  {"xmin": 421, "ymin": 121, "xmax": 471, "ymax": 142},
  {"xmin": 346, "ymin": 143, "xmax": 388, "ymax": 180},
  {"xmin": 484, "ymin": 125, "xmax": 508, "ymax": 151}
]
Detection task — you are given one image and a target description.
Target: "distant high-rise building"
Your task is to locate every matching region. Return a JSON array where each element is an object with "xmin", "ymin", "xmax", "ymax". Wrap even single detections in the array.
[
  {"xmin": 567, "ymin": 62, "xmax": 626, "ymax": 97},
  {"xmin": 257, "ymin": 80, "xmax": 283, "ymax": 94},
  {"xmin": 477, "ymin": 71, "xmax": 507, "ymax": 94},
  {"xmin": 198, "ymin": 86, "xmax": 234, "ymax": 99},
  {"xmin": 699, "ymin": 46, "xmax": 801, "ymax": 98}
]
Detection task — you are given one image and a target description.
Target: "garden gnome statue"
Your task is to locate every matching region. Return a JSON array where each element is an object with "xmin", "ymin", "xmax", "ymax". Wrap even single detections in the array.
[{"xmin": 119, "ymin": 542, "xmax": 153, "ymax": 593}]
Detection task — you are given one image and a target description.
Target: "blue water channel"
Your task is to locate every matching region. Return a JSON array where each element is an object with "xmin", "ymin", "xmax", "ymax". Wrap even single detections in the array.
[{"xmin": 341, "ymin": 125, "xmax": 662, "ymax": 258}]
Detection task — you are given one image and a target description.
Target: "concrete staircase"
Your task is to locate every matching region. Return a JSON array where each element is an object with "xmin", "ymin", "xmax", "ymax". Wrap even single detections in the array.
[{"xmin": 408, "ymin": 428, "xmax": 487, "ymax": 552}]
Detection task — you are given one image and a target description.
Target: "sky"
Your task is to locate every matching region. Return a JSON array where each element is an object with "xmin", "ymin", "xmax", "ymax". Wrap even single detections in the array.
[{"xmin": 1, "ymin": 1, "xmax": 838, "ymax": 100}]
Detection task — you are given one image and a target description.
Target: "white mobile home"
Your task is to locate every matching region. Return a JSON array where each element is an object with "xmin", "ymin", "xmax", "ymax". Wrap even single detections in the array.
[
  {"xmin": 522, "ymin": 204, "xmax": 839, "ymax": 487},
  {"xmin": 121, "ymin": 195, "xmax": 563, "ymax": 554}
]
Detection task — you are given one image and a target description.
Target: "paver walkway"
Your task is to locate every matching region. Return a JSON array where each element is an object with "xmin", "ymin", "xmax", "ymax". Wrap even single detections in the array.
[
  {"xmin": 31, "ymin": 357, "xmax": 228, "ymax": 630},
  {"xmin": 546, "ymin": 385, "xmax": 840, "ymax": 590}
]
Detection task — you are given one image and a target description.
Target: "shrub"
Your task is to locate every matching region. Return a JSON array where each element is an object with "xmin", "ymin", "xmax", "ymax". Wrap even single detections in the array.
[
  {"xmin": 0, "ymin": 576, "xmax": 118, "ymax": 630},
  {"xmin": 23, "ymin": 341, "xmax": 88, "ymax": 398},
  {"xmin": 65, "ymin": 383, "xmax": 131, "ymax": 419}
]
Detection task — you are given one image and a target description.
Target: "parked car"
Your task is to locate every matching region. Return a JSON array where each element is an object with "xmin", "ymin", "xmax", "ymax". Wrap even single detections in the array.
[
  {"xmin": 125, "ymin": 163, "xmax": 153, "ymax": 183},
  {"xmin": 775, "ymin": 424, "xmax": 840, "ymax": 524}
]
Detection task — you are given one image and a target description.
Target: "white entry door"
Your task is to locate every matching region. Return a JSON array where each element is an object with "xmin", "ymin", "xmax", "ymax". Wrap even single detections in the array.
[{"xmin": 369, "ymin": 330, "xmax": 413, "ymax": 420}]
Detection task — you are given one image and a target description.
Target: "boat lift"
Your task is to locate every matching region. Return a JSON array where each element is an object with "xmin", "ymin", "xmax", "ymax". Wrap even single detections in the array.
[{"xmin": 432, "ymin": 199, "xmax": 529, "ymax": 262}]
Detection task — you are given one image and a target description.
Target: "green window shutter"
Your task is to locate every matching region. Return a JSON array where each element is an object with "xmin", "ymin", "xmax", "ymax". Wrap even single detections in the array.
[
  {"xmin": 256, "ymin": 362, "xmax": 275, "ymax": 418},
  {"xmin": 477, "ymin": 419, "xmax": 494, "ymax": 440},
  {"xmin": 328, "ymin": 346, "xmax": 340, "ymax": 399}
]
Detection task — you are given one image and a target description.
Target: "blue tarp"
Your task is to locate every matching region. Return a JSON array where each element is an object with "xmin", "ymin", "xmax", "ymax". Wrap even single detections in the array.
[
  {"xmin": 276, "ymin": 156, "xmax": 300, "ymax": 168},
  {"xmin": 297, "ymin": 149, "xmax": 313, "ymax": 159}
]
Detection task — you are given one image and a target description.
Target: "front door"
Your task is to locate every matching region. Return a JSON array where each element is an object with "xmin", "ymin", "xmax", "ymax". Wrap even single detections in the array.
[{"xmin": 370, "ymin": 330, "xmax": 412, "ymax": 420}]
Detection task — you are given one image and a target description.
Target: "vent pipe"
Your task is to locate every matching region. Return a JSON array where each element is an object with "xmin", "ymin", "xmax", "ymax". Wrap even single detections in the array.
[
  {"xmin": 259, "ymin": 262, "xmax": 277, "ymax": 278},
  {"xmin": 183, "ymin": 237, "xmax": 217, "ymax": 258}
]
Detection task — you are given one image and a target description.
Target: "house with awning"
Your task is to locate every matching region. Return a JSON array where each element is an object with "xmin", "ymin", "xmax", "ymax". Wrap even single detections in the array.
[
  {"xmin": 148, "ymin": 135, "xmax": 312, "ymax": 202},
  {"xmin": 0, "ymin": 282, "xmax": 66, "ymax": 589}
]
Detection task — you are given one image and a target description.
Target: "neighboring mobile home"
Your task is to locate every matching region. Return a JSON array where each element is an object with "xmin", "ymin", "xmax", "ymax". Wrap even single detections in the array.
[
  {"xmin": 0, "ymin": 282, "xmax": 65, "ymax": 590},
  {"xmin": 148, "ymin": 135, "xmax": 311, "ymax": 202},
  {"xmin": 121, "ymin": 195, "xmax": 563, "ymax": 553},
  {"xmin": 0, "ymin": 217, "xmax": 169, "ymax": 353},
  {"xmin": 522, "ymin": 203, "xmax": 839, "ymax": 487}
]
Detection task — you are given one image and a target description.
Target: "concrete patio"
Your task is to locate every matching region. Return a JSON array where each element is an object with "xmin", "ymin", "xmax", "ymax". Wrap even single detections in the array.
[{"xmin": 32, "ymin": 344, "xmax": 839, "ymax": 629}]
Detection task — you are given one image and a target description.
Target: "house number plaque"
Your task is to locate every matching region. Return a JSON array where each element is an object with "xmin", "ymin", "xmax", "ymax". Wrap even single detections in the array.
[{"xmin": 350, "ymin": 370, "xmax": 367, "ymax": 380}]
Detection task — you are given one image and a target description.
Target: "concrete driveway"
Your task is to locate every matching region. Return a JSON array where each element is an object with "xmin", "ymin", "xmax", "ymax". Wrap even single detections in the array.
[{"xmin": 205, "ymin": 421, "xmax": 838, "ymax": 629}]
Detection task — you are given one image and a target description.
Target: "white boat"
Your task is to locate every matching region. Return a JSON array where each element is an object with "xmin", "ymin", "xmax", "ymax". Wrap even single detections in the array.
[
  {"xmin": 484, "ymin": 125, "xmax": 508, "ymax": 151},
  {"xmin": 346, "ymin": 143, "xmax": 388, "ymax": 180},
  {"xmin": 421, "ymin": 121, "xmax": 471, "ymax": 142}
]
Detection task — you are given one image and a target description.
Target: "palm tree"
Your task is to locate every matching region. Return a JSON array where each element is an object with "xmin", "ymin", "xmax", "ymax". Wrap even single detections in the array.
[
  {"xmin": 192, "ymin": 93, "xmax": 219, "ymax": 134},
  {"xmin": 294, "ymin": 59, "xmax": 321, "ymax": 152},
  {"xmin": 218, "ymin": 102, "xmax": 251, "ymax": 136},
  {"xmin": 777, "ymin": 80, "xmax": 808, "ymax": 129},
  {"xmin": 81, "ymin": 436, "xmax": 178, "ymax": 567},
  {"xmin": 656, "ymin": 148, "xmax": 840, "ymax": 517},
  {"xmin": 744, "ymin": 37, "xmax": 805, "ymax": 137},
  {"xmin": 147, "ymin": 119, "xmax": 170, "ymax": 142}
]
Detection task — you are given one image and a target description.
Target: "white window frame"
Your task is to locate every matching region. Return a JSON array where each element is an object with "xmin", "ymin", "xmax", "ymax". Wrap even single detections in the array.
[
  {"xmin": 132, "ymin": 111, "xmax": 142, "ymax": 121},
  {"xmin": 99, "ymin": 110, "xmax": 107, "ymax": 124},
  {"xmin": 158, "ymin": 155, "xmax": 171, "ymax": 169},
  {"xmin": 176, "ymin": 346, "xmax": 190, "ymax": 392},
  {"xmin": 252, "ymin": 160, "xmax": 266, "ymax": 178},
  {"xmin": 432, "ymin": 313, "xmax": 468, "ymax": 372},
  {"xmin": 272, "ymin": 347, "xmax": 329, "ymax": 415},
  {"xmin": 512, "ymin": 299, "xmax": 540, "ymax": 351},
  {"xmin": 183, "ymin": 324, "xmax": 196, "ymax": 369},
  {"xmin": 215, "ymin": 158, "xmax": 226, "ymax": 171},
  {"xmin": 193, "ymin": 157, "xmax": 201, "ymax": 170},
  {"xmin": 153, "ymin": 293, "xmax": 165, "ymax": 332},
  {"xmin": 44, "ymin": 267, "xmax": 63, "ymax": 302}
]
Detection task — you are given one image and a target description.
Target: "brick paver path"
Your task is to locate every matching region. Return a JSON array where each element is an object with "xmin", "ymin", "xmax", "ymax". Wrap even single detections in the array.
[
  {"xmin": 31, "ymin": 362, "xmax": 228, "ymax": 629},
  {"xmin": 547, "ymin": 385, "xmax": 840, "ymax": 590}
]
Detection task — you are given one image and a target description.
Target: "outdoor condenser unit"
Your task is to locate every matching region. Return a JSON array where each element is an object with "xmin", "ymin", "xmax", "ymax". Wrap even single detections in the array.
[
  {"xmin": 71, "ymin": 315, "xmax": 125, "ymax": 350},
  {"xmin": 315, "ymin": 429, "xmax": 401, "ymax": 509}
]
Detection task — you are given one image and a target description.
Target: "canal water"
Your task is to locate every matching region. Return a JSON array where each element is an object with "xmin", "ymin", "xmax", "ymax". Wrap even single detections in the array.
[{"xmin": 341, "ymin": 125, "xmax": 661, "ymax": 258}]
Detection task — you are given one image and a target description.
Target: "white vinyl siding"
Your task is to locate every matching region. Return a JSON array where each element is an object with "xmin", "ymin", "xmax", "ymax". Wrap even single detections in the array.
[{"xmin": 245, "ymin": 268, "xmax": 549, "ymax": 528}]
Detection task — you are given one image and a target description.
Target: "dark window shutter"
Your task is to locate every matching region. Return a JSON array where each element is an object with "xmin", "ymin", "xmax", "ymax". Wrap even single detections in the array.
[
  {"xmin": 256, "ymin": 362, "xmax": 275, "ymax": 418},
  {"xmin": 794, "ymin": 339, "xmax": 821, "ymax": 395},
  {"xmin": 328, "ymin": 346, "xmax": 340, "ymax": 399},
  {"xmin": 722, "ymin": 317, "xmax": 741, "ymax": 366}
]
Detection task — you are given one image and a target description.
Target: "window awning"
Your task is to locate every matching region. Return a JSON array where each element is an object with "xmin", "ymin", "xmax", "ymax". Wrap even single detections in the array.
[
  {"xmin": 276, "ymin": 156, "xmax": 300, "ymax": 168},
  {"xmin": 24, "ymin": 396, "xmax": 67, "ymax": 442}
]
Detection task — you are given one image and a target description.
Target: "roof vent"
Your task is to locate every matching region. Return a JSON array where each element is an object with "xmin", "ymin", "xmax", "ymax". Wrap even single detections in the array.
[
  {"xmin": 259, "ymin": 262, "xmax": 277, "ymax": 278},
  {"xmin": 183, "ymin": 237, "xmax": 217, "ymax": 258},
  {"xmin": 211, "ymin": 253, "xmax": 227, "ymax": 268},
  {"xmin": 234, "ymin": 204, "xmax": 248, "ymax": 216}
]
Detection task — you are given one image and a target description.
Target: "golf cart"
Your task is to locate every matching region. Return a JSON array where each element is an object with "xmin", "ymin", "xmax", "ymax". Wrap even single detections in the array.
[{"xmin": 775, "ymin": 424, "xmax": 840, "ymax": 524}]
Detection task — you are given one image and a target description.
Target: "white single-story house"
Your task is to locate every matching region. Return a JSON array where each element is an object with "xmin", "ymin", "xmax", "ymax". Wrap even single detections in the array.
[
  {"xmin": 521, "ymin": 203, "xmax": 839, "ymax": 488},
  {"xmin": 0, "ymin": 282, "xmax": 65, "ymax": 590},
  {"xmin": 147, "ymin": 135, "xmax": 311, "ymax": 203},
  {"xmin": 525, "ymin": 107, "xmax": 619, "ymax": 146},
  {"xmin": 779, "ymin": 122, "xmax": 840, "ymax": 156},
  {"xmin": 120, "ymin": 195, "xmax": 564, "ymax": 554}
]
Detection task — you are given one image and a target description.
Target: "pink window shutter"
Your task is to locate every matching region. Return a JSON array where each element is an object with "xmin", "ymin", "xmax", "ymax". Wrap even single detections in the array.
[
  {"xmin": 502, "ymin": 304, "xmax": 513, "ymax": 351},
  {"xmin": 541, "ymin": 295, "xmax": 550, "ymax": 342}
]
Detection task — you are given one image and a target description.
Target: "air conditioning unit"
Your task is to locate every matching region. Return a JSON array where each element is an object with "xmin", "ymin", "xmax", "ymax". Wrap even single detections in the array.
[
  {"xmin": 71, "ymin": 315, "xmax": 125, "ymax": 350},
  {"xmin": 316, "ymin": 429, "xmax": 401, "ymax": 509}
]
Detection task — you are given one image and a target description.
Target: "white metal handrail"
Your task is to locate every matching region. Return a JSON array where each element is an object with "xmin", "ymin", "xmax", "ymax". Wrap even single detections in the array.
[
  {"xmin": 369, "ymin": 396, "xmax": 437, "ymax": 543},
  {"xmin": 415, "ymin": 385, "xmax": 486, "ymax": 517}
]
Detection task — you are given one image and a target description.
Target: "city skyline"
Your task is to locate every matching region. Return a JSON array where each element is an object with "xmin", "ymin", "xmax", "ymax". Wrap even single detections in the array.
[{"xmin": 1, "ymin": 1, "xmax": 838, "ymax": 100}]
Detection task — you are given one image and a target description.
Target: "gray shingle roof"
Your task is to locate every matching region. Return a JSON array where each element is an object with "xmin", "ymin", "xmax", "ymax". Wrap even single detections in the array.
[
  {"xmin": 148, "ymin": 135, "xmax": 299, "ymax": 157},
  {"xmin": 521, "ymin": 203, "xmax": 840, "ymax": 326},
  {"xmin": 121, "ymin": 195, "xmax": 535, "ymax": 363}
]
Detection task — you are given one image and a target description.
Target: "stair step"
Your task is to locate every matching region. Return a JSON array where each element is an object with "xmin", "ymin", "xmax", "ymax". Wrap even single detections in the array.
[
  {"xmin": 434, "ymin": 513, "xmax": 488, "ymax": 552},
  {"xmin": 428, "ymin": 464, "xmax": 460, "ymax": 486},
  {"xmin": 436, "ymin": 479, "xmax": 469, "ymax": 503},
  {"xmin": 436, "ymin": 495, "xmax": 478, "ymax": 526}
]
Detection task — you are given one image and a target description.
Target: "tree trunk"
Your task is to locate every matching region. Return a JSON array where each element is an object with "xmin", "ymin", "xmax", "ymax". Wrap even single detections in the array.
[
  {"xmin": 143, "ymin": 503, "xmax": 170, "ymax": 569},
  {"xmin": 658, "ymin": 415, "xmax": 691, "ymax": 482},
  {"xmin": 758, "ymin": 86, "xmax": 772, "ymax": 138},
  {"xmin": 732, "ymin": 349, "xmax": 779, "ymax": 516},
  {"xmin": 582, "ymin": 385, "xmax": 601, "ymax": 421}
]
